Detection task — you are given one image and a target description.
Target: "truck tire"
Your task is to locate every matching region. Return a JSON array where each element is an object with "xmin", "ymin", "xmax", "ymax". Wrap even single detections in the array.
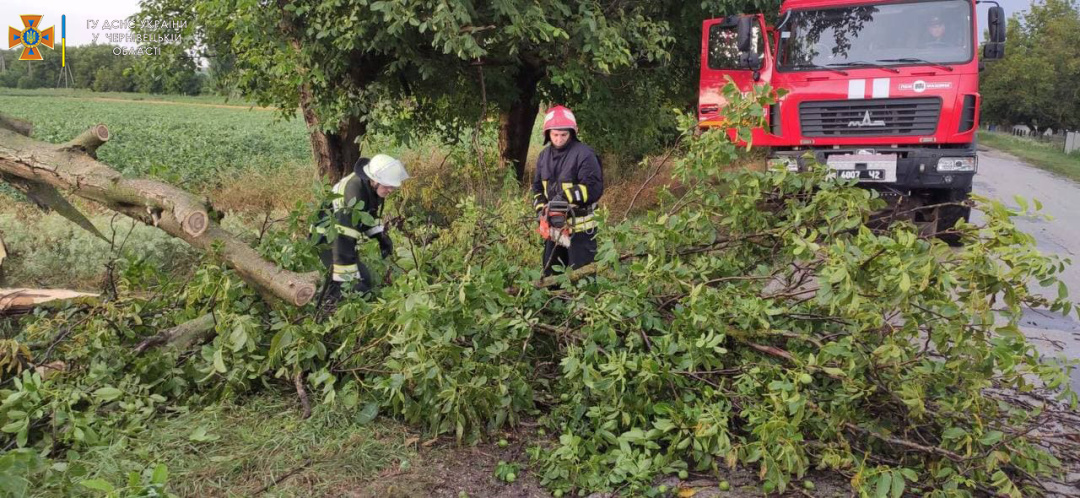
[{"xmin": 935, "ymin": 186, "xmax": 972, "ymax": 246}]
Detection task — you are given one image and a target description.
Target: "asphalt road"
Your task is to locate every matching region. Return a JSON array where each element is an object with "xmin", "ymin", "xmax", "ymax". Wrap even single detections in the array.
[{"xmin": 972, "ymin": 147, "xmax": 1080, "ymax": 392}]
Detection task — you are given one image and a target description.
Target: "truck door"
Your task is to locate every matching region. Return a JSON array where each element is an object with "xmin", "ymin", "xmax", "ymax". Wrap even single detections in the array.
[{"xmin": 699, "ymin": 14, "xmax": 771, "ymax": 127}]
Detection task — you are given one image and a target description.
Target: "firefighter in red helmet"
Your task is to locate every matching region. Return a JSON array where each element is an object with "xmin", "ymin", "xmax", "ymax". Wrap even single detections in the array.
[{"xmin": 532, "ymin": 105, "xmax": 604, "ymax": 276}]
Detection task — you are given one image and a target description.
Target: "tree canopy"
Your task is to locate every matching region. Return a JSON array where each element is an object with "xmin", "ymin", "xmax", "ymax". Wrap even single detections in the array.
[
  {"xmin": 135, "ymin": 0, "xmax": 780, "ymax": 181},
  {"xmin": 981, "ymin": 0, "xmax": 1080, "ymax": 132}
]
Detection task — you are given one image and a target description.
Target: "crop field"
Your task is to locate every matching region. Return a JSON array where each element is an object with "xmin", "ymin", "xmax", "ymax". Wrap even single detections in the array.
[{"xmin": 0, "ymin": 90, "xmax": 313, "ymax": 189}]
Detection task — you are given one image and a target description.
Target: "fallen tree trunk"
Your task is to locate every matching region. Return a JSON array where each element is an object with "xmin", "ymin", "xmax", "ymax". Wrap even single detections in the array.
[
  {"xmin": 0, "ymin": 114, "xmax": 319, "ymax": 306},
  {"xmin": 0, "ymin": 288, "xmax": 100, "ymax": 315},
  {"xmin": 0, "ymin": 120, "xmax": 209, "ymax": 237}
]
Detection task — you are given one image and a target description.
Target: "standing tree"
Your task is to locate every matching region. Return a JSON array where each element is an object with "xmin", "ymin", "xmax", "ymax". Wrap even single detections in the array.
[
  {"xmin": 137, "ymin": 0, "xmax": 735, "ymax": 182},
  {"xmin": 981, "ymin": 0, "xmax": 1080, "ymax": 133}
]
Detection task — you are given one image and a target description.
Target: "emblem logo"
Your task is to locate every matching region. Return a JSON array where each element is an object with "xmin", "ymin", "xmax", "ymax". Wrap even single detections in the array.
[
  {"xmin": 8, "ymin": 15, "xmax": 55, "ymax": 61},
  {"xmin": 848, "ymin": 111, "xmax": 886, "ymax": 128},
  {"xmin": 899, "ymin": 80, "xmax": 952, "ymax": 93}
]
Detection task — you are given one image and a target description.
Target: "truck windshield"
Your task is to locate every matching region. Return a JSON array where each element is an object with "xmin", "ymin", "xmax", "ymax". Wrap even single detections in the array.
[{"xmin": 779, "ymin": 0, "xmax": 973, "ymax": 70}]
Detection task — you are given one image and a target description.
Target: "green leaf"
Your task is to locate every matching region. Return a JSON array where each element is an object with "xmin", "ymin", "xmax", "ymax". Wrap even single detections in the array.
[
  {"xmin": 357, "ymin": 402, "xmax": 379, "ymax": 425},
  {"xmin": 152, "ymin": 463, "xmax": 168, "ymax": 485},
  {"xmin": 93, "ymin": 387, "xmax": 123, "ymax": 402},
  {"xmin": 213, "ymin": 349, "xmax": 227, "ymax": 373},
  {"xmin": 229, "ymin": 323, "xmax": 248, "ymax": 352},
  {"xmin": 942, "ymin": 427, "xmax": 967, "ymax": 440},
  {"xmin": 79, "ymin": 479, "xmax": 115, "ymax": 493},
  {"xmin": 979, "ymin": 430, "xmax": 1004, "ymax": 446},
  {"xmin": 874, "ymin": 472, "xmax": 892, "ymax": 498},
  {"xmin": 890, "ymin": 471, "xmax": 905, "ymax": 498},
  {"xmin": 1013, "ymin": 195, "xmax": 1028, "ymax": 212},
  {"xmin": 189, "ymin": 426, "xmax": 219, "ymax": 443}
]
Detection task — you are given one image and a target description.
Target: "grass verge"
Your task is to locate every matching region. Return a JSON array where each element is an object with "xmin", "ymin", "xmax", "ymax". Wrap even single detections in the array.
[
  {"xmin": 60, "ymin": 393, "xmax": 417, "ymax": 497},
  {"xmin": 978, "ymin": 130, "xmax": 1080, "ymax": 183}
]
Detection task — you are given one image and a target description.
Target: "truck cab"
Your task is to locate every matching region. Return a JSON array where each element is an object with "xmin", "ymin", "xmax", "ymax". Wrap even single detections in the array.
[{"xmin": 700, "ymin": 0, "xmax": 1007, "ymax": 243}]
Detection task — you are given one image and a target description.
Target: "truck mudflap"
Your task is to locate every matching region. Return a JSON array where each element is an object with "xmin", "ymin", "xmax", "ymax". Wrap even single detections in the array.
[{"xmin": 768, "ymin": 145, "xmax": 977, "ymax": 193}]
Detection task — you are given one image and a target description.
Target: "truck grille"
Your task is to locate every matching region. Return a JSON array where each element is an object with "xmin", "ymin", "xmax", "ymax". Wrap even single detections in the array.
[{"xmin": 799, "ymin": 98, "xmax": 941, "ymax": 137}]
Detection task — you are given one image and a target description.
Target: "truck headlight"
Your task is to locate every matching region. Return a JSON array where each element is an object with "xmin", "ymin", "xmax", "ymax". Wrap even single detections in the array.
[
  {"xmin": 768, "ymin": 157, "xmax": 799, "ymax": 172},
  {"xmin": 937, "ymin": 157, "xmax": 976, "ymax": 172}
]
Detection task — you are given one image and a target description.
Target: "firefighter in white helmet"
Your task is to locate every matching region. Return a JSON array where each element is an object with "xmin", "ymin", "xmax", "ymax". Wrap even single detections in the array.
[{"xmin": 313, "ymin": 154, "xmax": 410, "ymax": 303}]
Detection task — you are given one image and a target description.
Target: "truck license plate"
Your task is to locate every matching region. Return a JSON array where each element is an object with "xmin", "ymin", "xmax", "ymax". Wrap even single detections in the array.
[
  {"xmin": 826, "ymin": 153, "xmax": 897, "ymax": 182},
  {"xmin": 836, "ymin": 169, "xmax": 885, "ymax": 180}
]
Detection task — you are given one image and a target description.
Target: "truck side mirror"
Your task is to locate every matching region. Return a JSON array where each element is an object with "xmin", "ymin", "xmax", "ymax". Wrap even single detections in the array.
[
  {"xmin": 740, "ymin": 52, "xmax": 762, "ymax": 71},
  {"xmin": 736, "ymin": 16, "xmax": 753, "ymax": 53},
  {"xmin": 988, "ymin": 6, "xmax": 1006, "ymax": 43},
  {"xmin": 983, "ymin": 42, "xmax": 1005, "ymax": 60}
]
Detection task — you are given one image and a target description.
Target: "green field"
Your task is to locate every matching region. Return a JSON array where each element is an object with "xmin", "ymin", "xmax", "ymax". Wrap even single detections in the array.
[
  {"xmin": 978, "ymin": 130, "xmax": 1080, "ymax": 183},
  {"xmin": 0, "ymin": 90, "xmax": 313, "ymax": 188},
  {"xmin": 0, "ymin": 88, "xmax": 256, "ymax": 106}
]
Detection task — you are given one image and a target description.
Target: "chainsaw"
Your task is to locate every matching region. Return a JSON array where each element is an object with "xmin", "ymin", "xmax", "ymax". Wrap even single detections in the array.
[{"xmin": 537, "ymin": 199, "xmax": 572, "ymax": 248}]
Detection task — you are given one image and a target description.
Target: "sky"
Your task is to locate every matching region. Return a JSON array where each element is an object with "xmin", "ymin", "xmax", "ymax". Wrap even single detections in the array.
[
  {"xmin": 4, "ymin": 0, "xmax": 1039, "ymax": 48},
  {"xmin": 4, "ymin": 0, "xmax": 144, "ymax": 47}
]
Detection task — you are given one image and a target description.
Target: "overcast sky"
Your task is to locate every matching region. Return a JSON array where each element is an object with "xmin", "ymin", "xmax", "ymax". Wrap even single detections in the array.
[
  {"xmin": 4, "ymin": 0, "xmax": 1039, "ymax": 48},
  {"xmin": 4, "ymin": 0, "xmax": 143, "ymax": 47}
]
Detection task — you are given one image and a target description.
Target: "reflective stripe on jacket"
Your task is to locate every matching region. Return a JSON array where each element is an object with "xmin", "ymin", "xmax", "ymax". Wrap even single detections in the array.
[
  {"xmin": 313, "ymin": 158, "xmax": 384, "ymax": 281},
  {"xmin": 531, "ymin": 140, "xmax": 604, "ymax": 230}
]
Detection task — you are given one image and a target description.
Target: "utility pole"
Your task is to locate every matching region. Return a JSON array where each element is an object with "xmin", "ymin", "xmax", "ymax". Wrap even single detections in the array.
[{"xmin": 57, "ymin": 61, "xmax": 74, "ymax": 88}]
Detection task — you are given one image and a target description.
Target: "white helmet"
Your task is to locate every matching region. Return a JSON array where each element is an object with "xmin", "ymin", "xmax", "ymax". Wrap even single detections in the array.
[{"xmin": 363, "ymin": 154, "xmax": 410, "ymax": 187}]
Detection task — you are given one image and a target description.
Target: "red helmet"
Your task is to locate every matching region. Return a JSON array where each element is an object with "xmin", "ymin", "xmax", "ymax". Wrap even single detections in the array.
[{"xmin": 542, "ymin": 105, "xmax": 578, "ymax": 134}]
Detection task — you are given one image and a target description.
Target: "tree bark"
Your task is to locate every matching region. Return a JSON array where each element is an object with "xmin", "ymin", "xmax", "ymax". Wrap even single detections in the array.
[
  {"xmin": 498, "ymin": 62, "xmax": 544, "ymax": 185},
  {"xmin": 279, "ymin": 6, "xmax": 374, "ymax": 184},
  {"xmin": 0, "ymin": 288, "xmax": 100, "ymax": 315},
  {"xmin": 0, "ymin": 232, "xmax": 7, "ymax": 287},
  {"xmin": 0, "ymin": 118, "xmax": 320, "ymax": 306},
  {"xmin": 134, "ymin": 312, "xmax": 216, "ymax": 354},
  {"xmin": 0, "ymin": 114, "xmax": 32, "ymax": 137},
  {"xmin": 64, "ymin": 124, "xmax": 110, "ymax": 158},
  {"xmin": 0, "ymin": 124, "xmax": 210, "ymax": 237},
  {"xmin": 297, "ymin": 84, "xmax": 366, "ymax": 183}
]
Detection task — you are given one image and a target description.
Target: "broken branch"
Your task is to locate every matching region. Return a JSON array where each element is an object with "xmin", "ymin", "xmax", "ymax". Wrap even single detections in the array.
[
  {"xmin": 63, "ymin": 124, "xmax": 110, "ymax": 157},
  {"xmin": 134, "ymin": 313, "xmax": 217, "ymax": 355},
  {"xmin": 0, "ymin": 288, "xmax": 100, "ymax": 316},
  {"xmin": 0, "ymin": 115, "xmax": 318, "ymax": 306}
]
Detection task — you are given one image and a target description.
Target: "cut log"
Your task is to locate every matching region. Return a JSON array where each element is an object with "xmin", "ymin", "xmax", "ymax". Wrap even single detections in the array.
[
  {"xmin": 0, "ymin": 115, "xmax": 319, "ymax": 306},
  {"xmin": 134, "ymin": 313, "xmax": 216, "ymax": 355},
  {"xmin": 63, "ymin": 124, "xmax": 109, "ymax": 157},
  {"xmin": 0, "ymin": 288, "xmax": 100, "ymax": 315}
]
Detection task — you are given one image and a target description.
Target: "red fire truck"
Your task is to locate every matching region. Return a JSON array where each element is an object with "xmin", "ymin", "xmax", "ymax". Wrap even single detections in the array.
[{"xmin": 699, "ymin": 0, "xmax": 1006, "ymax": 242}]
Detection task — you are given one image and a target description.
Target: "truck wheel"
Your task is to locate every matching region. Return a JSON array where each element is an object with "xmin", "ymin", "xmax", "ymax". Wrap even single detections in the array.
[{"xmin": 935, "ymin": 187, "xmax": 972, "ymax": 246}]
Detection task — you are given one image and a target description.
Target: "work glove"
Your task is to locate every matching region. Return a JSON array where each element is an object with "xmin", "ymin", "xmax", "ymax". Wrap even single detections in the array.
[{"xmin": 377, "ymin": 232, "xmax": 394, "ymax": 260}]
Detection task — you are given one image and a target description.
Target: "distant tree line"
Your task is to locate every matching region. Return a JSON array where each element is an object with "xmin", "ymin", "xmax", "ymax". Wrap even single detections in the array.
[
  {"xmin": 981, "ymin": 0, "xmax": 1080, "ymax": 133},
  {"xmin": 0, "ymin": 44, "xmax": 208, "ymax": 95}
]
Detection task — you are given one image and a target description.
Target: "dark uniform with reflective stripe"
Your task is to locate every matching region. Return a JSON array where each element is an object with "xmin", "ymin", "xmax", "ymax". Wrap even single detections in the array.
[
  {"xmin": 313, "ymin": 158, "xmax": 392, "ymax": 297},
  {"xmin": 532, "ymin": 139, "xmax": 604, "ymax": 276}
]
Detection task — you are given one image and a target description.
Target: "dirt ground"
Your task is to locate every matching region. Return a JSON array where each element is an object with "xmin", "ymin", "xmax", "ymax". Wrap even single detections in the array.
[{"xmin": 349, "ymin": 428, "xmax": 849, "ymax": 498}]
